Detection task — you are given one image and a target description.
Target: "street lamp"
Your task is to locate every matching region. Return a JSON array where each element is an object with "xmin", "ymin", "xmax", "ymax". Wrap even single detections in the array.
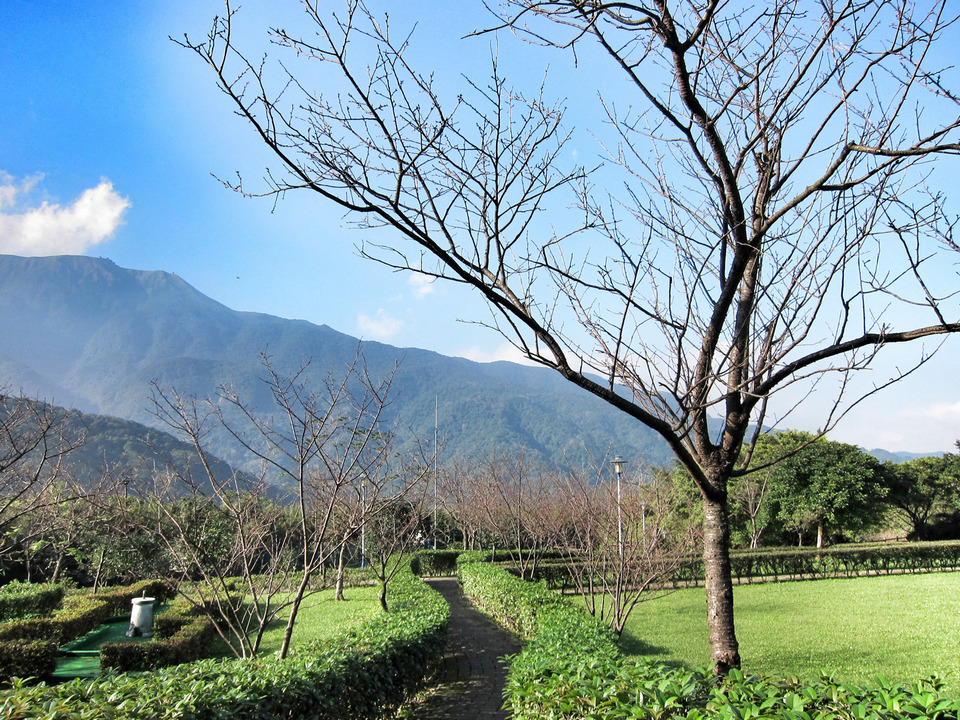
[
  {"xmin": 360, "ymin": 473, "xmax": 366, "ymax": 569},
  {"xmin": 611, "ymin": 456, "xmax": 626, "ymax": 559}
]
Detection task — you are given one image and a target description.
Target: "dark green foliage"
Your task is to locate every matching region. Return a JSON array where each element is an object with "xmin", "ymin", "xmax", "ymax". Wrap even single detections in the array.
[
  {"xmin": 0, "ymin": 579, "xmax": 175, "ymax": 683},
  {"xmin": 410, "ymin": 549, "xmax": 461, "ymax": 576},
  {"xmin": 100, "ymin": 613, "xmax": 215, "ymax": 673},
  {"xmin": 86, "ymin": 579, "xmax": 175, "ymax": 616},
  {"xmin": 672, "ymin": 541, "xmax": 960, "ymax": 585},
  {"xmin": 0, "ymin": 597, "xmax": 112, "ymax": 646},
  {"xmin": 100, "ymin": 600, "xmax": 215, "ymax": 673},
  {"xmin": 460, "ymin": 562, "xmax": 960, "ymax": 719},
  {"xmin": 0, "ymin": 566, "xmax": 448, "ymax": 719},
  {"xmin": 0, "ymin": 581, "xmax": 65, "ymax": 621},
  {"xmin": 0, "ymin": 641, "xmax": 57, "ymax": 686}
]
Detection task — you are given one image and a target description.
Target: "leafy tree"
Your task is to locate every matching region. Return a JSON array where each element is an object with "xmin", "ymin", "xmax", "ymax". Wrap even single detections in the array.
[
  {"xmin": 752, "ymin": 431, "xmax": 886, "ymax": 547},
  {"xmin": 883, "ymin": 449, "xmax": 960, "ymax": 540},
  {"xmin": 182, "ymin": 0, "xmax": 960, "ymax": 672}
]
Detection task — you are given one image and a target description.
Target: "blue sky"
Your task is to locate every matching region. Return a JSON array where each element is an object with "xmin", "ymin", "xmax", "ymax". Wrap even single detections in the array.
[{"xmin": 2, "ymin": 1, "xmax": 959, "ymax": 455}]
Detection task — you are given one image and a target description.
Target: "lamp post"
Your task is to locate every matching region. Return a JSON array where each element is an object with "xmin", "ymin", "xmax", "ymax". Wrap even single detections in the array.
[
  {"xmin": 360, "ymin": 473, "xmax": 366, "ymax": 569},
  {"xmin": 611, "ymin": 456, "xmax": 626, "ymax": 559}
]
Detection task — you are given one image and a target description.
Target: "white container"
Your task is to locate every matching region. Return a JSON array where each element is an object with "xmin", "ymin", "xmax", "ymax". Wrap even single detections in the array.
[{"xmin": 129, "ymin": 597, "xmax": 156, "ymax": 638}]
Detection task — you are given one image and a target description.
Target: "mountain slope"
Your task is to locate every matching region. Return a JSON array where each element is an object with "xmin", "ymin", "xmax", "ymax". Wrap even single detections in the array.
[{"xmin": 0, "ymin": 254, "xmax": 674, "ymax": 469}]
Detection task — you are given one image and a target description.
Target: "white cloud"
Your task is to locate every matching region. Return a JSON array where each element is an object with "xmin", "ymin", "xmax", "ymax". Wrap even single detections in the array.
[
  {"xmin": 408, "ymin": 273, "xmax": 436, "ymax": 298},
  {"xmin": 831, "ymin": 397, "xmax": 960, "ymax": 455},
  {"xmin": 0, "ymin": 173, "xmax": 131, "ymax": 256},
  {"xmin": 453, "ymin": 342, "xmax": 539, "ymax": 366},
  {"xmin": 357, "ymin": 309, "xmax": 403, "ymax": 339}
]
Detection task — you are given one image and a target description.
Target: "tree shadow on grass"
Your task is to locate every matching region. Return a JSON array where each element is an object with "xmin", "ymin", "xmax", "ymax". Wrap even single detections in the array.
[{"xmin": 617, "ymin": 634, "xmax": 672, "ymax": 658}]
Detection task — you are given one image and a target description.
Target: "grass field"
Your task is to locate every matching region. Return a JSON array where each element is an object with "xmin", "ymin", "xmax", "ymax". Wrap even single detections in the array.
[
  {"xmin": 618, "ymin": 572, "xmax": 960, "ymax": 689},
  {"xmin": 209, "ymin": 585, "xmax": 383, "ymax": 657}
]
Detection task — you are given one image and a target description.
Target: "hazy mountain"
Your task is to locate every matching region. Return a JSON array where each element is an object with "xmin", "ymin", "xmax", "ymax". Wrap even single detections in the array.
[
  {"xmin": 5, "ymin": 397, "xmax": 250, "ymax": 493},
  {"xmin": 864, "ymin": 448, "xmax": 935, "ymax": 464},
  {"xmin": 0, "ymin": 254, "xmax": 674, "ymax": 471}
]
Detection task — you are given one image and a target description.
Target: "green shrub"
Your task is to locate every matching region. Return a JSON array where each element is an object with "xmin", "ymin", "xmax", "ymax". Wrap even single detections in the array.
[
  {"xmin": 411, "ymin": 549, "xmax": 462, "ymax": 576},
  {"xmin": 0, "ymin": 581, "xmax": 65, "ymax": 621},
  {"xmin": 0, "ymin": 641, "xmax": 57, "ymax": 686},
  {"xmin": 100, "ymin": 602, "xmax": 216, "ymax": 673},
  {"xmin": 0, "ymin": 597, "xmax": 112, "ymax": 646},
  {"xmin": 676, "ymin": 541, "xmax": 960, "ymax": 585},
  {"xmin": 461, "ymin": 562, "xmax": 960, "ymax": 720},
  {"xmin": 0, "ymin": 566, "xmax": 449, "ymax": 719}
]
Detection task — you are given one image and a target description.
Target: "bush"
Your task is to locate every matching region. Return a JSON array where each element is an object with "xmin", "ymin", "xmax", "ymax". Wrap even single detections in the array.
[
  {"xmin": 100, "ymin": 603, "xmax": 216, "ymax": 673},
  {"xmin": 459, "ymin": 562, "xmax": 960, "ymax": 720},
  {"xmin": 411, "ymin": 549, "xmax": 462, "ymax": 577},
  {"xmin": 0, "ymin": 597, "xmax": 112, "ymax": 646},
  {"xmin": 0, "ymin": 641, "xmax": 57, "ymax": 686},
  {"xmin": 0, "ymin": 579, "xmax": 177, "ymax": 683},
  {"xmin": 0, "ymin": 566, "xmax": 449, "ymax": 719},
  {"xmin": 0, "ymin": 581, "xmax": 65, "ymax": 621}
]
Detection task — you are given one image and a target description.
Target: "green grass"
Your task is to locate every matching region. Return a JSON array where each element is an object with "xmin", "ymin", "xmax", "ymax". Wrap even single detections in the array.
[
  {"xmin": 256, "ymin": 585, "xmax": 382, "ymax": 655},
  {"xmin": 618, "ymin": 572, "xmax": 960, "ymax": 689},
  {"xmin": 207, "ymin": 585, "xmax": 383, "ymax": 657}
]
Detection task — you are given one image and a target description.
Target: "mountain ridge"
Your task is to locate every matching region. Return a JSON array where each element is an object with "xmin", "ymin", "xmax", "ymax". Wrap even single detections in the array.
[{"xmin": 0, "ymin": 253, "xmax": 673, "ymax": 469}]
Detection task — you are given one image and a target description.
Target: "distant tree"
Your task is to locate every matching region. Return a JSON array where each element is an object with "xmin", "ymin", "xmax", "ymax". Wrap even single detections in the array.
[
  {"xmin": 183, "ymin": 0, "xmax": 960, "ymax": 672},
  {"xmin": 753, "ymin": 431, "xmax": 886, "ymax": 547},
  {"xmin": 883, "ymin": 450, "xmax": 960, "ymax": 540},
  {"xmin": 472, "ymin": 450, "xmax": 554, "ymax": 579}
]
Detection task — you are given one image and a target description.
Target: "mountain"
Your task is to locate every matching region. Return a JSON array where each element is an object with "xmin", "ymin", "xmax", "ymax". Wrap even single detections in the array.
[
  {"xmin": 7, "ymin": 398, "xmax": 250, "ymax": 493},
  {"xmin": 0, "ymin": 254, "xmax": 674, "ymax": 471}
]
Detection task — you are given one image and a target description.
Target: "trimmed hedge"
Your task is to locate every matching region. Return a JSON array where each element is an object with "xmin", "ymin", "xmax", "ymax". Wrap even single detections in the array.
[
  {"xmin": 0, "ymin": 597, "xmax": 112, "ymax": 647},
  {"xmin": 410, "ymin": 549, "xmax": 461, "ymax": 577},
  {"xmin": 0, "ymin": 566, "xmax": 449, "ymax": 719},
  {"xmin": 0, "ymin": 579, "xmax": 177, "ymax": 683},
  {"xmin": 100, "ymin": 603, "xmax": 216, "ymax": 673},
  {"xmin": 0, "ymin": 581, "xmax": 65, "ymax": 621},
  {"xmin": 0, "ymin": 641, "xmax": 57, "ymax": 685},
  {"xmin": 670, "ymin": 541, "xmax": 960, "ymax": 585},
  {"xmin": 458, "ymin": 561, "xmax": 960, "ymax": 720}
]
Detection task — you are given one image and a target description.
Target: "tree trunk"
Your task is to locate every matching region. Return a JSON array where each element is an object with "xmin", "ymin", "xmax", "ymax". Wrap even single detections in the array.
[
  {"xmin": 335, "ymin": 541, "xmax": 347, "ymax": 602},
  {"xmin": 816, "ymin": 523, "xmax": 824, "ymax": 549},
  {"xmin": 378, "ymin": 580, "xmax": 388, "ymax": 612},
  {"xmin": 278, "ymin": 573, "xmax": 312, "ymax": 660},
  {"xmin": 702, "ymin": 494, "xmax": 741, "ymax": 673}
]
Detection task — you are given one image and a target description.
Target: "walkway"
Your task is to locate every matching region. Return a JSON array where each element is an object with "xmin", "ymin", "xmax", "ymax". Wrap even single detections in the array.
[{"xmin": 405, "ymin": 578, "xmax": 523, "ymax": 720}]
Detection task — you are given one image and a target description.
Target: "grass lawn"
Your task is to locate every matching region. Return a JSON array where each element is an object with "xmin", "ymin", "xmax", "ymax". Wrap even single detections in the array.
[
  {"xmin": 618, "ymin": 572, "xmax": 960, "ymax": 689},
  {"xmin": 210, "ymin": 585, "xmax": 382, "ymax": 657}
]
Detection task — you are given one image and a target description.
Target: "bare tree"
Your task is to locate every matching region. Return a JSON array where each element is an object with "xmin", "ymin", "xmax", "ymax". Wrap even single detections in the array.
[
  {"xmin": 181, "ymin": 0, "xmax": 960, "ymax": 671},
  {"xmin": 0, "ymin": 392, "xmax": 86, "ymax": 571},
  {"xmin": 555, "ymin": 463, "xmax": 699, "ymax": 635},
  {"xmin": 472, "ymin": 450, "xmax": 553, "ymax": 579},
  {"xmin": 145, "ymin": 351, "xmax": 406, "ymax": 659}
]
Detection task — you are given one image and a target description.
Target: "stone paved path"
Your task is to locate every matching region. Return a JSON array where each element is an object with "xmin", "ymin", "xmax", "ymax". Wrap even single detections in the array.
[{"xmin": 404, "ymin": 578, "xmax": 523, "ymax": 720}]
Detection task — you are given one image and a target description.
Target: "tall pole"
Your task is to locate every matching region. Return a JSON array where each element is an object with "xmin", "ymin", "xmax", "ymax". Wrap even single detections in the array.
[
  {"xmin": 612, "ymin": 456, "xmax": 626, "ymax": 560},
  {"xmin": 360, "ymin": 473, "xmax": 366, "ymax": 569},
  {"xmin": 433, "ymin": 396, "xmax": 438, "ymax": 550}
]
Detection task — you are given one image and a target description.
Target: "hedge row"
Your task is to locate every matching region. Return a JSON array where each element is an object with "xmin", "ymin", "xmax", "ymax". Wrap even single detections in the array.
[
  {"xmin": 0, "ymin": 566, "xmax": 449, "ymax": 719},
  {"xmin": 513, "ymin": 542, "xmax": 960, "ymax": 590},
  {"xmin": 100, "ymin": 603, "xmax": 216, "ymax": 673},
  {"xmin": 0, "ymin": 579, "xmax": 172, "ymax": 646},
  {"xmin": 457, "ymin": 561, "xmax": 960, "ymax": 719},
  {"xmin": 0, "ymin": 581, "xmax": 66, "ymax": 621},
  {"xmin": 0, "ymin": 579, "xmax": 177, "ymax": 684},
  {"xmin": 678, "ymin": 541, "xmax": 960, "ymax": 585}
]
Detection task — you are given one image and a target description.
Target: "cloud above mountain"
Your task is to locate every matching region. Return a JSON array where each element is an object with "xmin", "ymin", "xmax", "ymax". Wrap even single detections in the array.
[{"xmin": 0, "ymin": 172, "xmax": 130, "ymax": 256}]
